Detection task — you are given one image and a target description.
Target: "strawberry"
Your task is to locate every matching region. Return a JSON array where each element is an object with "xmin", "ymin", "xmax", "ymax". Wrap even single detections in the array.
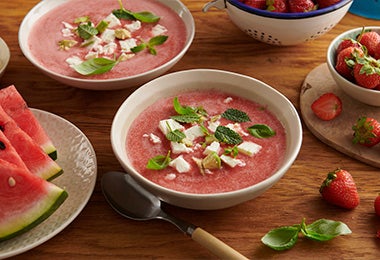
[
  {"xmin": 311, "ymin": 92, "xmax": 342, "ymax": 121},
  {"xmin": 336, "ymin": 38, "xmax": 360, "ymax": 54},
  {"xmin": 288, "ymin": 0, "xmax": 316, "ymax": 13},
  {"xmin": 374, "ymin": 43, "xmax": 380, "ymax": 60},
  {"xmin": 242, "ymin": 0, "xmax": 267, "ymax": 9},
  {"xmin": 266, "ymin": 0, "xmax": 288, "ymax": 12},
  {"xmin": 358, "ymin": 31, "xmax": 380, "ymax": 57},
  {"xmin": 374, "ymin": 194, "xmax": 380, "ymax": 217},
  {"xmin": 315, "ymin": 0, "xmax": 341, "ymax": 9},
  {"xmin": 319, "ymin": 169, "xmax": 360, "ymax": 210},
  {"xmin": 335, "ymin": 46, "xmax": 363, "ymax": 81},
  {"xmin": 353, "ymin": 61, "xmax": 380, "ymax": 89},
  {"xmin": 352, "ymin": 117, "xmax": 380, "ymax": 147}
]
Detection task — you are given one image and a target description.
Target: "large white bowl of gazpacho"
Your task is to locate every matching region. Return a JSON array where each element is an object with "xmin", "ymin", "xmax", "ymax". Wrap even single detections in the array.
[
  {"xmin": 111, "ymin": 69, "xmax": 302, "ymax": 210},
  {"xmin": 18, "ymin": 0, "xmax": 194, "ymax": 90}
]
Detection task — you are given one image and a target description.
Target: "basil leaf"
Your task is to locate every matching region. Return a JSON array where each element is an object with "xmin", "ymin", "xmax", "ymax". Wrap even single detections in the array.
[
  {"xmin": 166, "ymin": 129, "xmax": 186, "ymax": 142},
  {"xmin": 149, "ymin": 35, "xmax": 168, "ymax": 46},
  {"xmin": 214, "ymin": 126, "xmax": 242, "ymax": 145},
  {"xmin": 173, "ymin": 97, "xmax": 196, "ymax": 115},
  {"xmin": 221, "ymin": 108, "xmax": 251, "ymax": 122},
  {"xmin": 261, "ymin": 225, "xmax": 301, "ymax": 251},
  {"xmin": 302, "ymin": 219, "xmax": 352, "ymax": 242},
  {"xmin": 248, "ymin": 124, "xmax": 276, "ymax": 138},
  {"xmin": 77, "ymin": 22, "xmax": 98, "ymax": 40},
  {"xmin": 133, "ymin": 11, "xmax": 160, "ymax": 23},
  {"xmin": 73, "ymin": 58, "xmax": 117, "ymax": 76},
  {"xmin": 146, "ymin": 151, "xmax": 171, "ymax": 170},
  {"xmin": 112, "ymin": 9, "xmax": 135, "ymax": 20},
  {"xmin": 131, "ymin": 43, "xmax": 147, "ymax": 53}
]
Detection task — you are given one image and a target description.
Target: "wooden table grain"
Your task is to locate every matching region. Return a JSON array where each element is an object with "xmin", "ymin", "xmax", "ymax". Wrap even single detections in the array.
[{"xmin": 1, "ymin": 0, "xmax": 380, "ymax": 259}]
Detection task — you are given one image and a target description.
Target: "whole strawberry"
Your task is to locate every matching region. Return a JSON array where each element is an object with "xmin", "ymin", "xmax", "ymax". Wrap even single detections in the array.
[
  {"xmin": 266, "ymin": 0, "xmax": 288, "ymax": 12},
  {"xmin": 335, "ymin": 46, "xmax": 363, "ymax": 81},
  {"xmin": 374, "ymin": 194, "xmax": 380, "ymax": 217},
  {"xmin": 353, "ymin": 62, "xmax": 380, "ymax": 89},
  {"xmin": 288, "ymin": 0, "xmax": 316, "ymax": 13},
  {"xmin": 352, "ymin": 117, "xmax": 380, "ymax": 147},
  {"xmin": 316, "ymin": 0, "xmax": 341, "ymax": 9},
  {"xmin": 336, "ymin": 38, "xmax": 360, "ymax": 54},
  {"xmin": 242, "ymin": 0, "xmax": 267, "ymax": 9},
  {"xmin": 320, "ymin": 169, "xmax": 360, "ymax": 210},
  {"xmin": 358, "ymin": 31, "xmax": 380, "ymax": 58}
]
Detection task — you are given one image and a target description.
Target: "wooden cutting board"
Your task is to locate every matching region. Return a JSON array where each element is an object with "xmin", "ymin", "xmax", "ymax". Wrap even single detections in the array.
[{"xmin": 300, "ymin": 63, "xmax": 380, "ymax": 168}]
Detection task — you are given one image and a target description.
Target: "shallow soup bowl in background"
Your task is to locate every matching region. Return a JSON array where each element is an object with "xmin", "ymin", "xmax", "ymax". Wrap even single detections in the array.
[
  {"xmin": 111, "ymin": 69, "xmax": 303, "ymax": 210},
  {"xmin": 18, "ymin": 0, "xmax": 195, "ymax": 90}
]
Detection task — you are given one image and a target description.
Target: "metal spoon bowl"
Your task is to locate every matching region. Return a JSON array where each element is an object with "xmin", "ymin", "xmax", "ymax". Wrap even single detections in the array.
[{"xmin": 101, "ymin": 171, "xmax": 248, "ymax": 259}]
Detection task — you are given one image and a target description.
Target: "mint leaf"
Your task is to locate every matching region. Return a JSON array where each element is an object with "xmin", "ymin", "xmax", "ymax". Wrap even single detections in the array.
[
  {"xmin": 261, "ymin": 225, "xmax": 301, "ymax": 251},
  {"xmin": 173, "ymin": 97, "xmax": 196, "ymax": 115},
  {"xmin": 214, "ymin": 126, "xmax": 242, "ymax": 145},
  {"xmin": 221, "ymin": 108, "xmax": 251, "ymax": 122},
  {"xmin": 73, "ymin": 57, "xmax": 118, "ymax": 75},
  {"xmin": 302, "ymin": 219, "xmax": 352, "ymax": 241},
  {"xmin": 131, "ymin": 36, "xmax": 168, "ymax": 55},
  {"xmin": 166, "ymin": 129, "xmax": 186, "ymax": 142},
  {"xmin": 171, "ymin": 114, "xmax": 200, "ymax": 123},
  {"xmin": 113, "ymin": 0, "xmax": 160, "ymax": 23},
  {"xmin": 77, "ymin": 22, "xmax": 98, "ymax": 40},
  {"xmin": 248, "ymin": 124, "xmax": 276, "ymax": 138},
  {"xmin": 146, "ymin": 151, "xmax": 171, "ymax": 170}
]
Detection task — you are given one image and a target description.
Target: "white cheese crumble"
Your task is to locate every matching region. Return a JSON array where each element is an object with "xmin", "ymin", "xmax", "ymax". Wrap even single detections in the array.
[
  {"xmin": 66, "ymin": 56, "xmax": 83, "ymax": 67},
  {"xmin": 102, "ymin": 42, "xmax": 117, "ymax": 55},
  {"xmin": 169, "ymin": 155, "xmax": 191, "ymax": 173},
  {"xmin": 223, "ymin": 97, "xmax": 233, "ymax": 104},
  {"xmin": 83, "ymin": 36, "xmax": 103, "ymax": 51},
  {"xmin": 120, "ymin": 38, "xmax": 137, "ymax": 53},
  {"xmin": 151, "ymin": 24, "xmax": 167, "ymax": 36},
  {"xmin": 158, "ymin": 119, "xmax": 184, "ymax": 136},
  {"xmin": 207, "ymin": 119, "xmax": 220, "ymax": 133},
  {"xmin": 165, "ymin": 173, "xmax": 177, "ymax": 180},
  {"xmin": 143, "ymin": 133, "xmax": 161, "ymax": 144},
  {"xmin": 171, "ymin": 142, "xmax": 193, "ymax": 154},
  {"xmin": 104, "ymin": 13, "xmax": 121, "ymax": 28},
  {"xmin": 184, "ymin": 125, "xmax": 204, "ymax": 141},
  {"xmin": 220, "ymin": 155, "xmax": 246, "ymax": 168},
  {"xmin": 226, "ymin": 123, "xmax": 249, "ymax": 136},
  {"xmin": 237, "ymin": 141, "xmax": 262, "ymax": 157},
  {"xmin": 203, "ymin": 141, "xmax": 220, "ymax": 155},
  {"xmin": 125, "ymin": 20, "xmax": 141, "ymax": 32},
  {"xmin": 101, "ymin": 29, "xmax": 116, "ymax": 44}
]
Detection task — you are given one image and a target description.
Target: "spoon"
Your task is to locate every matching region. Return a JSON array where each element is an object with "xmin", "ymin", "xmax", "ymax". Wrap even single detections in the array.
[{"xmin": 101, "ymin": 171, "xmax": 249, "ymax": 259}]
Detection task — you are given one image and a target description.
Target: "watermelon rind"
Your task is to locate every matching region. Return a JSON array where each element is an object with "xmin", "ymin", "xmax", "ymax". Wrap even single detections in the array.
[{"xmin": 0, "ymin": 181, "xmax": 68, "ymax": 242}]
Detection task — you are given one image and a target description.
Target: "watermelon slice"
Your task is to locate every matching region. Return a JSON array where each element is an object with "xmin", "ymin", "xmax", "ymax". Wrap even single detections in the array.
[
  {"xmin": 0, "ymin": 105, "xmax": 63, "ymax": 180},
  {"xmin": 0, "ymin": 159, "xmax": 68, "ymax": 242},
  {"xmin": 0, "ymin": 85, "xmax": 57, "ymax": 160},
  {"xmin": 0, "ymin": 130, "xmax": 29, "ymax": 172}
]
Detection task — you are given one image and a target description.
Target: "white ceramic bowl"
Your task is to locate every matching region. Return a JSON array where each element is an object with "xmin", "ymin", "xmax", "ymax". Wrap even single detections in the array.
[
  {"xmin": 111, "ymin": 69, "xmax": 302, "ymax": 210},
  {"xmin": 0, "ymin": 37, "xmax": 10, "ymax": 79},
  {"xmin": 18, "ymin": 0, "xmax": 194, "ymax": 90},
  {"xmin": 203, "ymin": 0, "xmax": 353, "ymax": 46},
  {"xmin": 327, "ymin": 26, "xmax": 380, "ymax": 107}
]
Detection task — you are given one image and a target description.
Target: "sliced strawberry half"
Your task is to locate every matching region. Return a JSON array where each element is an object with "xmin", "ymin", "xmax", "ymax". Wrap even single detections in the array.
[{"xmin": 311, "ymin": 93, "xmax": 343, "ymax": 121}]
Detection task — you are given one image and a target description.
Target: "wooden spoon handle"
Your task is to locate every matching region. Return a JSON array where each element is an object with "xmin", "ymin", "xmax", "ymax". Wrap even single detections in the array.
[{"xmin": 191, "ymin": 227, "xmax": 249, "ymax": 259}]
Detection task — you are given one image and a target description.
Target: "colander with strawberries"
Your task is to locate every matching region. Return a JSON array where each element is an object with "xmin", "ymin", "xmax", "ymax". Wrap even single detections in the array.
[{"xmin": 203, "ymin": 0, "xmax": 353, "ymax": 46}]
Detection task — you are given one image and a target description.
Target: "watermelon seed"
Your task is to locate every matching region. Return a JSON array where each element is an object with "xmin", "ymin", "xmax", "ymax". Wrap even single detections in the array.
[
  {"xmin": 8, "ymin": 177, "xmax": 16, "ymax": 187},
  {"xmin": 0, "ymin": 141, "xmax": 5, "ymax": 150}
]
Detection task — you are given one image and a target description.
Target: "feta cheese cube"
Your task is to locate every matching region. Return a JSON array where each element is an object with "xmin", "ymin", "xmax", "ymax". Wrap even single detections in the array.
[
  {"xmin": 101, "ymin": 29, "xmax": 115, "ymax": 43},
  {"xmin": 104, "ymin": 13, "xmax": 121, "ymax": 28},
  {"xmin": 237, "ymin": 141, "xmax": 262, "ymax": 157},
  {"xmin": 169, "ymin": 155, "xmax": 191, "ymax": 173},
  {"xmin": 226, "ymin": 123, "xmax": 249, "ymax": 136},
  {"xmin": 203, "ymin": 141, "xmax": 220, "ymax": 155},
  {"xmin": 220, "ymin": 155, "xmax": 246, "ymax": 168},
  {"xmin": 184, "ymin": 125, "xmax": 204, "ymax": 141},
  {"xmin": 66, "ymin": 56, "xmax": 83, "ymax": 67},
  {"xmin": 207, "ymin": 119, "xmax": 220, "ymax": 132},
  {"xmin": 165, "ymin": 173, "xmax": 176, "ymax": 180},
  {"xmin": 171, "ymin": 142, "xmax": 193, "ymax": 154},
  {"xmin": 151, "ymin": 24, "xmax": 167, "ymax": 36},
  {"xmin": 85, "ymin": 51, "xmax": 98, "ymax": 60},
  {"xmin": 83, "ymin": 36, "xmax": 102, "ymax": 51},
  {"xmin": 159, "ymin": 119, "xmax": 184, "ymax": 136},
  {"xmin": 143, "ymin": 133, "xmax": 161, "ymax": 144},
  {"xmin": 125, "ymin": 20, "xmax": 141, "ymax": 32},
  {"xmin": 120, "ymin": 38, "xmax": 137, "ymax": 53},
  {"xmin": 119, "ymin": 53, "xmax": 135, "ymax": 61},
  {"xmin": 103, "ymin": 42, "xmax": 117, "ymax": 55}
]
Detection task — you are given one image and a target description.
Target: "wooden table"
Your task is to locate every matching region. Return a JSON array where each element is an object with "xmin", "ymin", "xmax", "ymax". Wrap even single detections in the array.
[{"xmin": 1, "ymin": 0, "xmax": 380, "ymax": 259}]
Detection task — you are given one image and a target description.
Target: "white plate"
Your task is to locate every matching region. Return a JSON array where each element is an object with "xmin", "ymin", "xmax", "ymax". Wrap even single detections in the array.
[{"xmin": 0, "ymin": 109, "xmax": 97, "ymax": 259}]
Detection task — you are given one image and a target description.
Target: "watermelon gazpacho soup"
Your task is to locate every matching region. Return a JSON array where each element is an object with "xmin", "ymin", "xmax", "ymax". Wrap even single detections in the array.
[
  {"xmin": 126, "ymin": 90, "xmax": 287, "ymax": 194},
  {"xmin": 27, "ymin": 0, "xmax": 187, "ymax": 79}
]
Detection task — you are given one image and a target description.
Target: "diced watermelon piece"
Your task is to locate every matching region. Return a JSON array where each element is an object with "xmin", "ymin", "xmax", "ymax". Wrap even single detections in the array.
[
  {"xmin": 0, "ymin": 105, "xmax": 63, "ymax": 180},
  {"xmin": 0, "ymin": 85, "xmax": 57, "ymax": 160},
  {"xmin": 0, "ymin": 159, "xmax": 68, "ymax": 242}
]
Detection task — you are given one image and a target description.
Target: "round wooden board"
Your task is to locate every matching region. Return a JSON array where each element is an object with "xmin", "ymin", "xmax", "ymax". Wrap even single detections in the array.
[{"xmin": 300, "ymin": 63, "xmax": 380, "ymax": 168}]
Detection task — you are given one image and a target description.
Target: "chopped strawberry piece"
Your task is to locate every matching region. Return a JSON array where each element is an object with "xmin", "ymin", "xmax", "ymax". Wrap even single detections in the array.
[{"xmin": 311, "ymin": 93, "xmax": 342, "ymax": 121}]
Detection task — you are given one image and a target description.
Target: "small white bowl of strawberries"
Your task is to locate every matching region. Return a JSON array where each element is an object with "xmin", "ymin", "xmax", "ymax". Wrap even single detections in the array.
[{"xmin": 327, "ymin": 26, "xmax": 380, "ymax": 107}]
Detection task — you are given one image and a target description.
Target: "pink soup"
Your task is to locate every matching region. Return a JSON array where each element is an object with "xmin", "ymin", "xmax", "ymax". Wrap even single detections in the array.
[{"xmin": 126, "ymin": 90, "xmax": 287, "ymax": 194}]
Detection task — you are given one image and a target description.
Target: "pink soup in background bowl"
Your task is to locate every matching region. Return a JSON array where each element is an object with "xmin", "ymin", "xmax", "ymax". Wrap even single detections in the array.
[
  {"xmin": 111, "ymin": 69, "xmax": 302, "ymax": 210},
  {"xmin": 19, "ymin": 0, "xmax": 194, "ymax": 90}
]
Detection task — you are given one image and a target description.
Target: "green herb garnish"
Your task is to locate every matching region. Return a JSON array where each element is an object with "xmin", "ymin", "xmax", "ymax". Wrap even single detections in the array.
[
  {"xmin": 214, "ymin": 126, "xmax": 242, "ymax": 145},
  {"xmin": 171, "ymin": 114, "xmax": 200, "ymax": 123},
  {"xmin": 146, "ymin": 151, "xmax": 171, "ymax": 170},
  {"xmin": 77, "ymin": 22, "xmax": 98, "ymax": 40},
  {"xmin": 113, "ymin": 0, "xmax": 160, "ymax": 23},
  {"xmin": 248, "ymin": 124, "xmax": 276, "ymax": 138},
  {"xmin": 73, "ymin": 57, "xmax": 118, "ymax": 76},
  {"xmin": 261, "ymin": 218, "xmax": 351, "ymax": 251},
  {"xmin": 131, "ymin": 35, "xmax": 168, "ymax": 55},
  {"xmin": 95, "ymin": 20, "xmax": 109, "ymax": 33},
  {"xmin": 224, "ymin": 146, "xmax": 239, "ymax": 157},
  {"xmin": 221, "ymin": 108, "xmax": 251, "ymax": 122},
  {"xmin": 166, "ymin": 129, "xmax": 186, "ymax": 143}
]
